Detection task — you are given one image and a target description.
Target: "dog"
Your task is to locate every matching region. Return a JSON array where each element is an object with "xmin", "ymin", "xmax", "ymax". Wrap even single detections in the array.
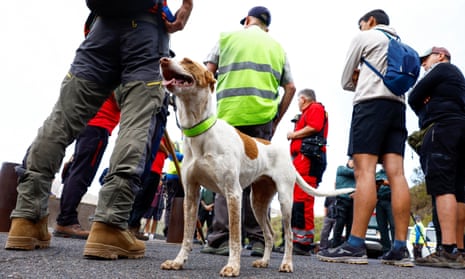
[{"xmin": 159, "ymin": 57, "xmax": 354, "ymax": 277}]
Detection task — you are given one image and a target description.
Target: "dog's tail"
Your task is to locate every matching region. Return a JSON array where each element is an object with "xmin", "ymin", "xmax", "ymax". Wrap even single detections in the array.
[{"xmin": 295, "ymin": 172, "xmax": 355, "ymax": 197}]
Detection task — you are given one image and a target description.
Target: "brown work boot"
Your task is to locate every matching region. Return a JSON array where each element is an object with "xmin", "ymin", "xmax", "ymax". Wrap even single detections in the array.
[
  {"xmin": 5, "ymin": 216, "xmax": 51, "ymax": 250},
  {"xmin": 53, "ymin": 224, "xmax": 89, "ymax": 239},
  {"xmin": 129, "ymin": 227, "xmax": 149, "ymax": 241},
  {"xmin": 83, "ymin": 221, "xmax": 145, "ymax": 259}
]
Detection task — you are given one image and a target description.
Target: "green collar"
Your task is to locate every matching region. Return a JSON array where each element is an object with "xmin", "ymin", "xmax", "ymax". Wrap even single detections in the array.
[{"xmin": 182, "ymin": 115, "xmax": 217, "ymax": 137}]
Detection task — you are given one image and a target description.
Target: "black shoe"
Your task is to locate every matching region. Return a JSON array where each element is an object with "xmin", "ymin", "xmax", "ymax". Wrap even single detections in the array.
[
  {"xmin": 317, "ymin": 242, "xmax": 367, "ymax": 264},
  {"xmin": 200, "ymin": 241, "xmax": 229, "ymax": 256},
  {"xmin": 250, "ymin": 241, "xmax": 264, "ymax": 257},
  {"xmin": 273, "ymin": 244, "xmax": 285, "ymax": 253},
  {"xmin": 381, "ymin": 247, "xmax": 414, "ymax": 267}
]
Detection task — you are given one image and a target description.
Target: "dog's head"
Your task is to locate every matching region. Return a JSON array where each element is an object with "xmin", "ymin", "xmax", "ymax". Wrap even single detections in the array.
[{"xmin": 160, "ymin": 57, "xmax": 216, "ymax": 95}]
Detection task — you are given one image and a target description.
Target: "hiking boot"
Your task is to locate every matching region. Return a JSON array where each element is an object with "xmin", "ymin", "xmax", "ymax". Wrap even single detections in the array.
[
  {"xmin": 381, "ymin": 247, "xmax": 414, "ymax": 267},
  {"xmin": 200, "ymin": 241, "xmax": 229, "ymax": 256},
  {"xmin": 5, "ymin": 216, "xmax": 51, "ymax": 250},
  {"xmin": 250, "ymin": 241, "xmax": 264, "ymax": 257},
  {"xmin": 53, "ymin": 224, "xmax": 89, "ymax": 239},
  {"xmin": 293, "ymin": 243, "xmax": 311, "ymax": 256},
  {"xmin": 415, "ymin": 249, "xmax": 465, "ymax": 269},
  {"xmin": 317, "ymin": 242, "xmax": 368, "ymax": 264},
  {"xmin": 83, "ymin": 222, "xmax": 145, "ymax": 260},
  {"xmin": 273, "ymin": 243, "xmax": 285, "ymax": 253},
  {"xmin": 129, "ymin": 227, "xmax": 149, "ymax": 241}
]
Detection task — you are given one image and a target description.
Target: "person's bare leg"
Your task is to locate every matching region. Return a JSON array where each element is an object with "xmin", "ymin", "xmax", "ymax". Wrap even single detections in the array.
[
  {"xmin": 436, "ymin": 194, "xmax": 458, "ymax": 245},
  {"xmin": 456, "ymin": 202, "xmax": 465, "ymax": 249},
  {"xmin": 350, "ymin": 154, "xmax": 378, "ymax": 238},
  {"xmin": 383, "ymin": 153, "xmax": 410, "ymax": 241}
]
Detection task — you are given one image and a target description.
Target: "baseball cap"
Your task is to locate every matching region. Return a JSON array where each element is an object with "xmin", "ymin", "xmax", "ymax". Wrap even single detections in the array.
[
  {"xmin": 240, "ymin": 6, "xmax": 271, "ymax": 27},
  {"xmin": 419, "ymin": 46, "xmax": 451, "ymax": 61}
]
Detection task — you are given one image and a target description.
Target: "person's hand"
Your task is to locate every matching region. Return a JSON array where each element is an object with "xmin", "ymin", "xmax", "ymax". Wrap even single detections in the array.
[
  {"xmin": 352, "ymin": 69, "xmax": 360, "ymax": 88},
  {"xmin": 286, "ymin": 131, "xmax": 294, "ymax": 140},
  {"xmin": 205, "ymin": 204, "xmax": 214, "ymax": 211},
  {"xmin": 164, "ymin": 1, "xmax": 193, "ymax": 33}
]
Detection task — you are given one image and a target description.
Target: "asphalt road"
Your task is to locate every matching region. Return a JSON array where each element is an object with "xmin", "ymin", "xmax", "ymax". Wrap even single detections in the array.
[{"xmin": 0, "ymin": 232, "xmax": 463, "ymax": 279}]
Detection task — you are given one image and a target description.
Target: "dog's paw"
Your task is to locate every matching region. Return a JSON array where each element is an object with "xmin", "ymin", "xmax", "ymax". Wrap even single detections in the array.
[
  {"xmin": 219, "ymin": 265, "xmax": 240, "ymax": 277},
  {"xmin": 279, "ymin": 262, "xmax": 293, "ymax": 273},
  {"xmin": 160, "ymin": 260, "xmax": 183, "ymax": 270},
  {"xmin": 252, "ymin": 259, "xmax": 269, "ymax": 268}
]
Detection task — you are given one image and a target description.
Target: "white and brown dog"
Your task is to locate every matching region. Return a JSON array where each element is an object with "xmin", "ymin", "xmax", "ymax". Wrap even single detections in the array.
[{"xmin": 159, "ymin": 57, "xmax": 353, "ymax": 277}]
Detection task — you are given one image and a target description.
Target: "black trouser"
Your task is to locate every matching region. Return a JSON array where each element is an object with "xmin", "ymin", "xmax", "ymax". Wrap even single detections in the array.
[
  {"xmin": 57, "ymin": 125, "xmax": 109, "ymax": 226},
  {"xmin": 332, "ymin": 198, "xmax": 353, "ymax": 248},
  {"xmin": 376, "ymin": 199, "xmax": 395, "ymax": 253}
]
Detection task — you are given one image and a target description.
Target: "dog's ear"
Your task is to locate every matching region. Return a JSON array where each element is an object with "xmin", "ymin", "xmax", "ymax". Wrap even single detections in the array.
[{"xmin": 204, "ymin": 70, "xmax": 216, "ymax": 93}]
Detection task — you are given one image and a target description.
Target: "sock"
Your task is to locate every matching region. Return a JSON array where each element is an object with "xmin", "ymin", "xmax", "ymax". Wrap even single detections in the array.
[
  {"xmin": 443, "ymin": 244, "xmax": 457, "ymax": 254},
  {"xmin": 347, "ymin": 235, "xmax": 364, "ymax": 248},
  {"xmin": 393, "ymin": 240, "xmax": 406, "ymax": 250}
]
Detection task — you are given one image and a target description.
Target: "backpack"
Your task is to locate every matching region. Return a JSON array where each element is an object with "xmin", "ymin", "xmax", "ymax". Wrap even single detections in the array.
[
  {"xmin": 361, "ymin": 29, "xmax": 420, "ymax": 96},
  {"xmin": 86, "ymin": 0, "xmax": 161, "ymax": 17}
]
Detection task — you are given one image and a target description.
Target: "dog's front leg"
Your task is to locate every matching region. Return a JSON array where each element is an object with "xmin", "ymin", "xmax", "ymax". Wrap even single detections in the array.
[
  {"xmin": 219, "ymin": 189, "xmax": 242, "ymax": 277},
  {"xmin": 278, "ymin": 189, "xmax": 294, "ymax": 273},
  {"xmin": 160, "ymin": 183, "xmax": 200, "ymax": 271}
]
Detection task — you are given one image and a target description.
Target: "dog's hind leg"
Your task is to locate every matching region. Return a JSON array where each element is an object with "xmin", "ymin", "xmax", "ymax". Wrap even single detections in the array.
[
  {"xmin": 250, "ymin": 176, "xmax": 276, "ymax": 269},
  {"xmin": 160, "ymin": 182, "xmax": 200, "ymax": 271}
]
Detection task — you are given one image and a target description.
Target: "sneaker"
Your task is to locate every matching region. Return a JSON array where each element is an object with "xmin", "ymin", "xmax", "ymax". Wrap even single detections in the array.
[
  {"xmin": 83, "ymin": 222, "xmax": 145, "ymax": 259},
  {"xmin": 5, "ymin": 216, "xmax": 51, "ymax": 250},
  {"xmin": 54, "ymin": 224, "xmax": 89, "ymax": 240},
  {"xmin": 250, "ymin": 241, "xmax": 264, "ymax": 257},
  {"xmin": 128, "ymin": 227, "xmax": 149, "ymax": 241},
  {"xmin": 381, "ymin": 247, "xmax": 414, "ymax": 267},
  {"xmin": 317, "ymin": 242, "xmax": 368, "ymax": 264},
  {"xmin": 200, "ymin": 241, "xmax": 229, "ymax": 256},
  {"xmin": 415, "ymin": 248, "xmax": 465, "ymax": 269}
]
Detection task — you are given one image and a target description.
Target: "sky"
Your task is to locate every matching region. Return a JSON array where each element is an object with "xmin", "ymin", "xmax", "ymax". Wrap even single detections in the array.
[{"xmin": 1, "ymin": 0, "xmax": 464, "ymax": 216}]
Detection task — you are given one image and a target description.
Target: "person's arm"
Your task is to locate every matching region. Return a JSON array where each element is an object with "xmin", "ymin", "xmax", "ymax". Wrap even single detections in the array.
[
  {"xmin": 341, "ymin": 35, "xmax": 364, "ymax": 91},
  {"xmin": 408, "ymin": 64, "xmax": 444, "ymax": 113},
  {"xmin": 273, "ymin": 55, "xmax": 296, "ymax": 135},
  {"xmin": 273, "ymin": 82, "xmax": 296, "ymax": 131},
  {"xmin": 164, "ymin": 0, "xmax": 193, "ymax": 33},
  {"xmin": 287, "ymin": 125, "xmax": 317, "ymax": 140},
  {"xmin": 206, "ymin": 62, "xmax": 218, "ymax": 74}
]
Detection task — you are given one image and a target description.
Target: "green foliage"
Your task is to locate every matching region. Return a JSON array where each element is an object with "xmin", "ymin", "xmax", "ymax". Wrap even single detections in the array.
[{"xmin": 409, "ymin": 181, "xmax": 433, "ymax": 226}]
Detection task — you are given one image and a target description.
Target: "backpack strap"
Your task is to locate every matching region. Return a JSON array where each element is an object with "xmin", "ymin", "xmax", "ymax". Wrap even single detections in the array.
[
  {"xmin": 375, "ymin": 28, "xmax": 400, "ymax": 41},
  {"xmin": 360, "ymin": 28, "xmax": 397, "ymax": 80},
  {"xmin": 361, "ymin": 57, "xmax": 384, "ymax": 80}
]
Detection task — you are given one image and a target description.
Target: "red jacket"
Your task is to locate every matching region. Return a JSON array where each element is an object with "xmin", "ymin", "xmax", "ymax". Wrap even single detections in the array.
[
  {"xmin": 87, "ymin": 94, "xmax": 120, "ymax": 135},
  {"xmin": 290, "ymin": 102, "xmax": 328, "ymax": 156}
]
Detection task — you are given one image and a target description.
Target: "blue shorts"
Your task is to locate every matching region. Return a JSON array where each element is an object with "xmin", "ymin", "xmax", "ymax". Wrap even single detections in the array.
[{"xmin": 348, "ymin": 99, "xmax": 407, "ymax": 157}]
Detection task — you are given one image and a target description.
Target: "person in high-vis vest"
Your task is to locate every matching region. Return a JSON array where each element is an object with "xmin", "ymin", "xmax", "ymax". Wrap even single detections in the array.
[
  {"xmin": 410, "ymin": 215, "xmax": 426, "ymax": 259},
  {"xmin": 201, "ymin": 6, "xmax": 296, "ymax": 257}
]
